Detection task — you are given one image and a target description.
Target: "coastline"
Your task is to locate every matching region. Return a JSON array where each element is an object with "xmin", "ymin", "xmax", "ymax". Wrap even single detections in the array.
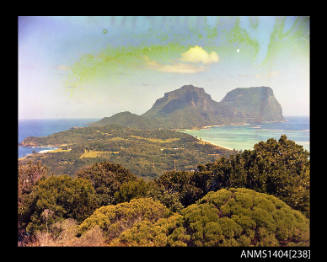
[
  {"xmin": 178, "ymin": 117, "xmax": 309, "ymax": 152},
  {"xmin": 197, "ymin": 139, "xmax": 234, "ymax": 151},
  {"xmin": 176, "ymin": 120, "xmax": 287, "ymax": 132},
  {"xmin": 19, "ymin": 145, "xmax": 61, "ymax": 161},
  {"xmin": 19, "ymin": 118, "xmax": 301, "ymax": 160}
]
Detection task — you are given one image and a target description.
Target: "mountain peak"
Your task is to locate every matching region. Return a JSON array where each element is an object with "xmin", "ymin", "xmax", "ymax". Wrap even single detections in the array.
[
  {"xmin": 142, "ymin": 85, "xmax": 284, "ymax": 128},
  {"xmin": 143, "ymin": 85, "xmax": 215, "ymax": 118},
  {"xmin": 93, "ymin": 85, "xmax": 284, "ymax": 129},
  {"xmin": 221, "ymin": 86, "xmax": 274, "ymax": 103},
  {"xmin": 163, "ymin": 85, "xmax": 206, "ymax": 97},
  {"xmin": 180, "ymin": 84, "xmax": 204, "ymax": 92}
]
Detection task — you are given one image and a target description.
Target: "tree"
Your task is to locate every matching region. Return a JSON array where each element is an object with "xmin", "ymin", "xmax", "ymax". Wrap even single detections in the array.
[
  {"xmin": 195, "ymin": 135, "xmax": 310, "ymax": 217},
  {"xmin": 155, "ymin": 171, "xmax": 202, "ymax": 207},
  {"xmin": 76, "ymin": 161, "xmax": 137, "ymax": 206},
  {"xmin": 113, "ymin": 179, "xmax": 149, "ymax": 203},
  {"xmin": 23, "ymin": 175, "xmax": 97, "ymax": 234},
  {"xmin": 146, "ymin": 181, "xmax": 184, "ymax": 212}
]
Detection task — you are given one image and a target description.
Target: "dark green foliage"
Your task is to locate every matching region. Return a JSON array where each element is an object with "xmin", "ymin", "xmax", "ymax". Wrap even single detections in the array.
[
  {"xmin": 132, "ymin": 135, "xmax": 309, "ymax": 218},
  {"xmin": 18, "ymin": 134, "xmax": 310, "ymax": 246},
  {"xmin": 146, "ymin": 181, "xmax": 184, "ymax": 212},
  {"xmin": 194, "ymin": 135, "xmax": 310, "ymax": 216},
  {"xmin": 76, "ymin": 161, "xmax": 137, "ymax": 206},
  {"xmin": 154, "ymin": 171, "xmax": 202, "ymax": 207},
  {"xmin": 23, "ymin": 175, "xmax": 97, "ymax": 234},
  {"xmin": 113, "ymin": 179, "xmax": 149, "ymax": 203}
]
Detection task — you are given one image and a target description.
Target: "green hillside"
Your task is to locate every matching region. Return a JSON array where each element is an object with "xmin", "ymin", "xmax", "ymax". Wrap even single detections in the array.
[{"xmin": 20, "ymin": 125, "xmax": 232, "ymax": 178}]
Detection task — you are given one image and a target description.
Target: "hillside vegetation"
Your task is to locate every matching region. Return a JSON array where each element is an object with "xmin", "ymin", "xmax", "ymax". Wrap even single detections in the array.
[
  {"xmin": 20, "ymin": 125, "xmax": 232, "ymax": 178},
  {"xmin": 18, "ymin": 135, "xmax": 310, "ymax": 247}
]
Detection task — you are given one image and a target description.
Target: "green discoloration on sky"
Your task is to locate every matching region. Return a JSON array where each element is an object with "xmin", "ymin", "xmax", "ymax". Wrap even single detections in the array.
[{"xmin": 19, "ymin": 16, "xmax": 309, "ymax": 119}]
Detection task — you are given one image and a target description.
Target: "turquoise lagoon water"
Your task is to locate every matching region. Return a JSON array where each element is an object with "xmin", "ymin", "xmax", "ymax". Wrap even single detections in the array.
[
  {"xmin": 181, "ymin": 116, "xmax": 309, "ymax": 151},
  {"xmin": 19, "ymin": 116, "xmax": 309, "ymax": 159}
]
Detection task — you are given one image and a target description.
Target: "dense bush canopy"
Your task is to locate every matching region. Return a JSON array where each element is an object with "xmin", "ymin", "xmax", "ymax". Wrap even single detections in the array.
[
  {"xmin": 18, "ymin": 161, "xmax": 48, "ymax": 244},
  {"xmin": 23, "ymin": 175, "xmax": 97, "ymax": 234},
  {"xmin": 76, "ymin": 162, "xmax": 137, "ymax": 206},
  {"xmin": 78, "ymin": 198, "xmax": 171, "ymax": 241},
  {"xmin": 195, "ymin": 135, "xmax": 310, "ymax": 216},
  {"xmin": 113, "ymin": 179, "xmax": 149, "ymax": 203},
  {"xmin": 167, "ymin": 188, "xmax": 309, "ymax": 247},
  {"xmin": 18, "ymin": 135, "xmax": 310, "ymax": 247},
  {"xmin": 81, "ymin": 189, "xmax": 309, "ymax": 247},
  {"xmin": 154, "ymin": 171, "xmax": 202, "ymax": 207},
  {"xmin": 154, "ymin": 135, "xmax": 310, "ymax": 217}
]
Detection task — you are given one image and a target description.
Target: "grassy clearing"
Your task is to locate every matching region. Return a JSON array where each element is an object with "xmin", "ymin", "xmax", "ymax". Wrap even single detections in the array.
[
  {"xmin": 80, "ymin": 150, "xmax": 112, "ymax": 159},
  {"xmin": 130, "ymin": 135, "xmax": 180, "ymax": 143},
  {"xmin": 108, "ymin": 137, "xmax": 128, "ymax": 142},
  {"xmin": 49, "ymin": 148, "xmax": 72, "ymax": 153}
]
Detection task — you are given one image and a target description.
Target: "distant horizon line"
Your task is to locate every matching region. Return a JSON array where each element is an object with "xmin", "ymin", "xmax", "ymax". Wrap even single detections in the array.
[{"xmin": 19, "ymin": 115, "xmax": 310, "ymax": 121}]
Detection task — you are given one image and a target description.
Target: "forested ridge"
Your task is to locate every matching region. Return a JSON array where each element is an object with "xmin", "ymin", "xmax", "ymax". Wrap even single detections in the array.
[{"xmin": 18, "ymin": 135, "xmax": 310, "ymax": 247}]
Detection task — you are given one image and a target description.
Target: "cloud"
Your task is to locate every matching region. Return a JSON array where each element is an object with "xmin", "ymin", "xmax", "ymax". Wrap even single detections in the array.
[
  {"xmin": 144, "ymin": 46, "xmax": 219, "ymax": 74},
  {"xmin": 180, "ymin": 46, "xmax": 219, "ymax": 64},
  {"xmin": 144, "ymin": 56, "xmax": 205, "ymax": 74}
]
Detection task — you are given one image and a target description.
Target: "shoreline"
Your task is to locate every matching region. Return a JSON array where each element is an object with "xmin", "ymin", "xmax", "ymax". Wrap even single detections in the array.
[
  {"xmin": 178, "ymin": 118, "xmax": 309, "ymax": 152},
  {"xmin": 19, "ymin": 145, "xmax": 60, "ymax": 161},
  {"xmin": 176, "ymin": 120, "xmax": 287, "ymax": 132},
  {"xmin": 197, "ymin": 139, "xmax": 234, "ymax": 151},
  {"xmin": 19, "ymin": 119, "xmax": 299, "ymax": 160}
]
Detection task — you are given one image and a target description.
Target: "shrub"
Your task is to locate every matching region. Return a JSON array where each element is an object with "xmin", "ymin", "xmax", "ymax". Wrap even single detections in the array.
[
  {"xmin": 18, "ymin": 161, "xmax": 48, "ymax": 244},
  {"xmin": 109, "ymin": 213, "xmax": 184, "ymax": 247},
  {"xmin": 167, "ymin": 188, "xmax": 309, "ymax": 247},
  {"xmin": 96, "ymin": 188, "xmax": 309, "ymax": 247},
  {"xmin": 78, "ymin": 198, "xmax": 171, "ymax": 241},
  {"xmin": 26, "ymin": 219, "xmax": 106, "ymax": 247}
]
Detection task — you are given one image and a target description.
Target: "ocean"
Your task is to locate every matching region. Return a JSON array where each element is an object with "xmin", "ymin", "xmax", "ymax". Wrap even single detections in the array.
[
  {"xmin": 18, "ymin": 116, "xmax": 310, "ymax": 159},
  {"xmin": 182, "ymin": 116, "xmax": 310, "ymax": 151},
  {"xmin": 18, "ymin": 119, "xmax": 99, "ymax": 158}
]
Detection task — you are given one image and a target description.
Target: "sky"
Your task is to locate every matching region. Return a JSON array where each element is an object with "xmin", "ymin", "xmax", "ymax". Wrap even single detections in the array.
[{"xmin": 18, "ymin": 16, "xmax": 310, "ymax": 119}]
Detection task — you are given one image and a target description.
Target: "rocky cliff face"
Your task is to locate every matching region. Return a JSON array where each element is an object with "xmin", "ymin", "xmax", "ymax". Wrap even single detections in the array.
[
  {"xmin": 220, "ymin": 86, "xmax": 284, "ymax": 123},
  {"xmin": 143, "ymin": 85, "xmax": 219, "ymax": 117},
  {"xmin": 92, "ymin": 85, "xmax": 284, "ymax": 129},
  {"xmin": 142, "ymin": 85, "xmax": 284, "ymax": 128}
]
